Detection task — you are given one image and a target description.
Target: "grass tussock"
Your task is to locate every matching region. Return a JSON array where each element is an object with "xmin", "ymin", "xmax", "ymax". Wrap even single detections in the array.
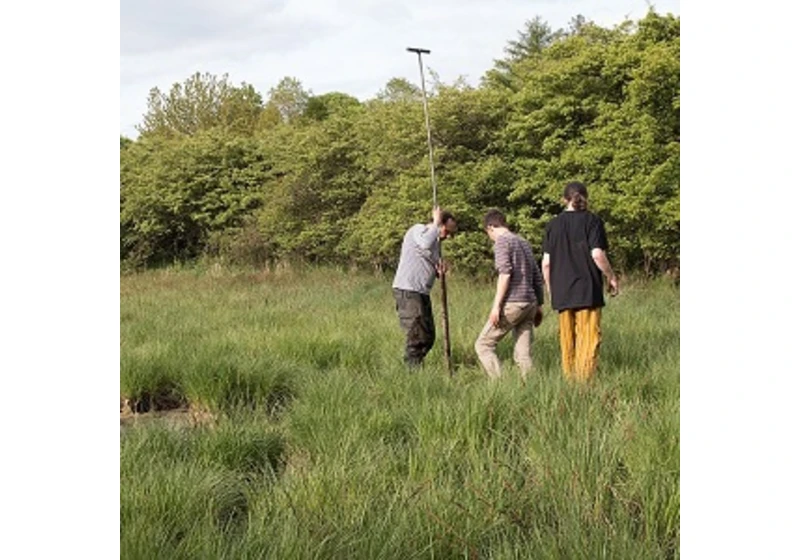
[{"xmin": 121, "ymin": 266, "xmax": 679, "ymax": 559}]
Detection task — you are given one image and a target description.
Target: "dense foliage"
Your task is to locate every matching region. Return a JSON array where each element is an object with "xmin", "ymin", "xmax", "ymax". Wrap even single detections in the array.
[{"xmin": 121, "ymin": 11, "xmax": 679, "ymax": 275}]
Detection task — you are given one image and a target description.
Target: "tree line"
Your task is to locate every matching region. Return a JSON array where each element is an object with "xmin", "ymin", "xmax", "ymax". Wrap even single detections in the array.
[{"xmin": 120, "ymin": 10, "xmax": 679, "ymax": 276}]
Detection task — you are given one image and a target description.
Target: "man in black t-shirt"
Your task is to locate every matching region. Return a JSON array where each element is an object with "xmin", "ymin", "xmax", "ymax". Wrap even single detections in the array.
[{"xmin": 542, "ymin": 182, "xmax": 619, "ymax": 381}]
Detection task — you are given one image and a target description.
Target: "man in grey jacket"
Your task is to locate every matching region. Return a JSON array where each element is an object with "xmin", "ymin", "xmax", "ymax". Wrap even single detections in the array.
[{"xmin": 392, "ymin": 207, "xmax": 458, "ymax": 367}]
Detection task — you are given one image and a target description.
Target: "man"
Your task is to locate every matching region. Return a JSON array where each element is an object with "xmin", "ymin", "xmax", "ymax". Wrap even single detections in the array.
[
  {"xmin": 474, "ymin": 209, "xmax": 544, "ymax": 380},
  {"xmin": 542, "ymin": 181, "xmax": 619, "ymax": 382},
  {"xmin": 392, "ymin": 207, "xmax": 458, "ymax": 367}
]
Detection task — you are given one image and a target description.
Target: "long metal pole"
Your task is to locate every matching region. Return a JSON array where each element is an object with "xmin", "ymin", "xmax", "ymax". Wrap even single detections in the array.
[
  {"xmin": 407, "ymin": 47, "xmax": 437, "ymax": 209},
  {"xmin": 406, "ymin": 47, "xmax": 453, "ymax": 377}
]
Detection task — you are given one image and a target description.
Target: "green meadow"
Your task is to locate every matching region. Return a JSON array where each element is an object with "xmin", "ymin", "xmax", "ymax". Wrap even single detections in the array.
[{"xmin": 120, "ymin": 266, "xmax": 679, "ymax": 559}]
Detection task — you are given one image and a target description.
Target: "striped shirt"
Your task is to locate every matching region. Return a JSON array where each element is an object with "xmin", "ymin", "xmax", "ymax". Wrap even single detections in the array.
[
  {"xmin": 392, "ymin": 224, "xmax": 441, "ymax": 295},
  {"xmin": 494, "ymin": 231, "xmax": 544, "ymax": 306}
]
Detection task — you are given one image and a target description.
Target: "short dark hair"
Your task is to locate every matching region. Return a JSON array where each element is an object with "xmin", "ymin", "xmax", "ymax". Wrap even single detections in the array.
[
  {"xmin": 563, "ymin": 181, "xmax": 589, "ymax": 211},
  {"xmin": 440, "ymin": 210, "xmax": 456, "ymax": 225},
  {"xmin": 483, "ymin": 209, "xmax": 507, "ymax": 228}
]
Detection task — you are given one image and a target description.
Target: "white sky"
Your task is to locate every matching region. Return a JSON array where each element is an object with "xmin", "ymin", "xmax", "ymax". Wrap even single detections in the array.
[{"xmin": 120, "ymin": 0, "xmax": 680, "ymax": 138}]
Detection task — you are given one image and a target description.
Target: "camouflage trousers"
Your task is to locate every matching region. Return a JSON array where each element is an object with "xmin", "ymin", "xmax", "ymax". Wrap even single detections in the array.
[{"xmin": 393, "ymin": 289, "xmax": 435, "ymax": 367}]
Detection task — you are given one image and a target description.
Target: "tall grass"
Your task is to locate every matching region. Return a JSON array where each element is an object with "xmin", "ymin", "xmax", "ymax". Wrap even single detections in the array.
[{"xmin": 121, "ymin": 266, "xmax": 679, "ymax": 559}]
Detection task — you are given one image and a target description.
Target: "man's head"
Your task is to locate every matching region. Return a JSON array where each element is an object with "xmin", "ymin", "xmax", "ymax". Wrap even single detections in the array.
[
  {"xmin": 439, "ymin": 210, "xmax": 457, "ymax": 240},
  {"xmin": 563, "ymin": 181, "xmax": 589, "ymax": 211},
  {"xmin": 483, "ymin": 209, "xmax": 508, "ymax": 241}
]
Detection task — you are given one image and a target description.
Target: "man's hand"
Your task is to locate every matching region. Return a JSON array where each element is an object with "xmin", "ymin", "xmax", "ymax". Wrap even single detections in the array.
[
  {"xmin": 592, "ymin": 248, "xmax": 619, "ymax": 297},
  {"xmin": 608, "ymin": 276, "xmax": 619, "ymax": 297},
  {"xmin": 489, "ymin": 305, "xmax": 501, "ymax": 327},
  {"xmin": 436, "ymin": 260, "xmax": 449, "ymax": 277},
  {"xmin": 432, "ymin": 206, "xmax": 442, "ymax": 226},
  {"xmin": 533, "ymin": 305, "xmax": 543, "ymax": 327}
]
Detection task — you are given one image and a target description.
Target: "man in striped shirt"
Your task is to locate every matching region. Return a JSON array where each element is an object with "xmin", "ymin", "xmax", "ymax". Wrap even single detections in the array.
[
  {"xmin": 392, "ymin": 207, "xmax": 458, "ymax": 367},
  {"xmin": 475, "ymin": 209, "xmax": 544, "ymax": 380}
]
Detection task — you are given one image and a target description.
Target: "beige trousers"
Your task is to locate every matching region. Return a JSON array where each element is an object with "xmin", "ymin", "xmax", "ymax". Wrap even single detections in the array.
[{"xmin": 474, "ymin": 301, "xmax": 537, "ymax": 379}]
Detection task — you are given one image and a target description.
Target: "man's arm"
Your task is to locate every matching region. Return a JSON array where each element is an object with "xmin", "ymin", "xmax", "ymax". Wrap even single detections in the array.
[
  {"xmin": 489, "ymin": 235, "xmax": 512, "ymax": 326},
  {"xmin": 541, "ymin": 253, "xmax": 551, "ymax": 304},
  {"xmin": 532, "ymin": 257, "xmax": 544, "ymax": 308},
  {"xmin": 530, "ymin": 256, "xmax": 545, "ymax": 327},
  {"xmin": 414, "ymin": 207, "xmax": 442, "ymax": 250},
  {"xmin": 591, "ymin": 248, "xmax": 619, "ymax": 296},
  {"xmin": 489, "ymin": 273, "xmax": 511, "ymax": 327}
]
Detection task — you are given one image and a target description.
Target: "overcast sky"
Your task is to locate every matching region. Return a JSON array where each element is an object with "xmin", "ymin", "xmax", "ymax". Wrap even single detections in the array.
[{"xmin": 120, "ymin": 0, "xmax": 680, "ymax": 138}]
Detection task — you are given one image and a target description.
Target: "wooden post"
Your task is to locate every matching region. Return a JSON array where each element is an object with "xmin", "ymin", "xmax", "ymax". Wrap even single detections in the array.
[{"xmin": 440, "ymin": 268, "xmax": 454, "ymax": 377}]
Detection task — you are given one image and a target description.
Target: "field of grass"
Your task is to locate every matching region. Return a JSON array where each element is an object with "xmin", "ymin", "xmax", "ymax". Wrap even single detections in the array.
[{"xmin": 120, "ymin": 265, "xmax": 679, "ymax": 559}]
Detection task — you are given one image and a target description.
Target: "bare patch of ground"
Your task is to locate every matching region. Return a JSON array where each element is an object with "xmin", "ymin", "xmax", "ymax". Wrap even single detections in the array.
[{"xmin": 120, "ymin": 397, "xmax": 216, "ymax": 430}]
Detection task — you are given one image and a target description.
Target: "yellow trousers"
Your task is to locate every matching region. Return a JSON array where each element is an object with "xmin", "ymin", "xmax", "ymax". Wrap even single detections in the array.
[{"xmin": 558, "ymin": 308, "xmax": 602, "ymax": 382}]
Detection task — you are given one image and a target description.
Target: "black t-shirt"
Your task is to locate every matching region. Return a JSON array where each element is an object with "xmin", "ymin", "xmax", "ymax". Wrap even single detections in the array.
[{"xmin": 542, "ymin": 211, "xmax": 609, "ymax": 311}]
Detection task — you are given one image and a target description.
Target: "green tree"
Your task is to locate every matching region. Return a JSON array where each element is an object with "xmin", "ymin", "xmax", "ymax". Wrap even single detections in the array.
[
  {"xmin": 138, "ymin": 72, "xmax": 263, "ymax": 138},
  {"xmin": 485, "ymin": 16, "xmax": 561, "ymax": 90},
  {"xmin": 498, "ymin": 12, "xmax": 679, "ymax": 271},
  {"xmin": 303, "ymin": 92, "xmax": 362, "ymax": 121},
  {"xmin": 121, "ymin": 12, "xmax": 679, "ymax": 275},
  {"xmin": 266, "ymin": 77, "xmax": 311, "ymax": 124},
  {"xmin": 505, "ymin": 16, "xmax": 559, "ymax": 60},
  {"xmin": 376, "ymin": 78, "xmax": 421, "ymax": 102},
  {"xmin": 120, "ymin": 131, "xmax": 268, "ymax": 266}
]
